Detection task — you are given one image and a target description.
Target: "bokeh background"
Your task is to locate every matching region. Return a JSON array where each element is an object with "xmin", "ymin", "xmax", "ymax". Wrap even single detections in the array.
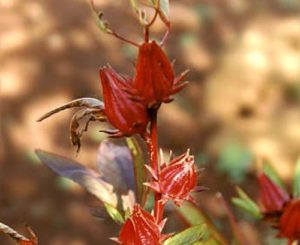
[{"xmin": 1, "ymin": 0, "xmax": 300, "ymax": 244}]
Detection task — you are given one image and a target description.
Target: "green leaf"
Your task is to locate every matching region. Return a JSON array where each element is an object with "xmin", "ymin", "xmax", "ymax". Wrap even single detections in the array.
[
  {"xmin": 164, "ymin": 225, "xmax": 209, "ymax": 245},
  {"xmin": 193, "ymin": 239, "xmax": 221, "ymax": 245},
  {"xmin": 293, "ymin": 158, "xmax": 300, "ymax": 198},
  {"xmin": 262, "ymin": 160, "xmax": 285, "ymax": 190},
  {"xmin": 103, "ymin": 203, "xmax": 124, "ymax": 224},
  {"xmin": 124, "ymin": 207, "xmax": 131, "ymax": 220},
  {"xmin": 174, "ymin": 203, "xmax": 226, "ymax": 245},
  {"xmin": 232, "ymin": 187, "xmax": 262, "ymax": 219},
  {"xmin": 126, "ymin": 137, "xmax": 148, "ymax": 206},
  {"xmin": 217, "ymin": 141, "xmax": 253, "ymax": 183}
]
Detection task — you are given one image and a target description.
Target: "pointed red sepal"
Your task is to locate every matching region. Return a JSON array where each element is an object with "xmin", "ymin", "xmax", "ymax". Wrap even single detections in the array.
[
  {"xmin": 258, "ymin": 173, "xmax": 290, "ymax": 213},
  {"xmin": 278, "ymin": 199, "xmax": 300, "ymax": 243},
  {"xmin": 158, "ymin": 218, "xmax": 168, "ymax": 232},
  {"xmin": 144, "ymin": 164, "xmax": 159, "ymax": 180},
  {"xmin": 115, "ymin": 204, "xmax": 164, "ymax": 245},
  {"xmin": 109, "ymin": 237, "xmax": 122, "ymax": 244},
  {"xmin": 99, "ymin": 67, "xmax": 149, "ymax": 137},
  {"xmin": 144, "ymin": 181, "xmax": 161, "ymax": 193},
  {"xmin": 133, "ymin": 40, "xmax": 188, "ymax": 108}
]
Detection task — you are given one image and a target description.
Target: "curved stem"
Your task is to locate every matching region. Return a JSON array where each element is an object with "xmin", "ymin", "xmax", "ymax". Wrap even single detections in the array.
[
  {"xmin": 89, "ymin": 0, "xmax": 140, "ymax": 47},
  {"xmin": 160, "ymin": 23, "xmax": 170, "ymax": 46},
  {"xmin": 109, "ymin": 31, "xmax": 140, "ymax": 47},
  {"xmin": 143, "ymin": 0, "xmax": 160, "ymax": 43}
]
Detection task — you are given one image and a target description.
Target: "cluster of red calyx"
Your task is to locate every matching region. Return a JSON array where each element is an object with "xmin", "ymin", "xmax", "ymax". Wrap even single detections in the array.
[
  {"xmin": 145, "ymin": 149, "xmax": 205, "ymax": 206},
  {"xmin": 98, "ymin": 38, "xmax": 188, "ymax": 139},
  {"xmin": 258, "ymin": 173, "xmax": 300, "ymax": 243},
  {"xmin": 96, "ymin": 3, "xmax": 196, "ymax": 245},
  {"xmin": 113, "ymin": 152, "xmax": 202, "ymax": 244}
]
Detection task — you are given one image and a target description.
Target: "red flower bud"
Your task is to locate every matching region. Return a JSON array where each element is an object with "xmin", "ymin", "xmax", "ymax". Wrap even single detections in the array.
[
  {"xmin": 99, "ymin": 67, "xmax": 149, "ymax": 137},
  {"xmin": 145, "ymin": 150, "xmax": 202, "ymax": 206},
  {"xmin": 133, "ymin": 40, "xmax": 188, "ymax": 108},
  {"xmin": 278, "ymin": 199, "xmax": 300, "ymax": 243},
  {"xmin": 258, "ymin": 173, "xmax": 290, "ymax": 213},
  {"xmin": 112, "ymin": 204, "xmax": 164, "ymax": 245}
]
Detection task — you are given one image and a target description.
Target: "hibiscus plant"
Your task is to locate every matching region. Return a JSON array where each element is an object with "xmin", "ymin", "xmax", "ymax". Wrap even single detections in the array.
[{"xmin": 1, "ymin": 0, "xmax": 300, "ymax": 245}]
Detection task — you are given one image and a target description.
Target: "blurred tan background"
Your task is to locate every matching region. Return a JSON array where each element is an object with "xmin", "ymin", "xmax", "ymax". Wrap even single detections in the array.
[{"xmin": 1, "ymin": 0, "xmax": 300, "ymax": 244}]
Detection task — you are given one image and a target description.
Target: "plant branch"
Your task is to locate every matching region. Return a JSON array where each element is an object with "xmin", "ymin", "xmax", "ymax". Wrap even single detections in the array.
[
  {"xmin": 145, "ymin": 108, "xmax": 165, "ymax": 223},
  {"xmin": 217, "ymin": 193, "xmax": 246, "ymax": 245}
]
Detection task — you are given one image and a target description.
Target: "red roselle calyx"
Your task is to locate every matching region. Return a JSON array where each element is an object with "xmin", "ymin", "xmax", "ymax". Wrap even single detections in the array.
[
  {"xmin": 99, "ymin": 67, "xmax": 149, "ymax": 137},
  {"xmin": 133, "ymin": 40, "xmax": 189, "ymax": 108},
  {"xmin": 258, "ymin": 173, "xmax": 300, "ymax": 243},
  {"xmin": 258, "ymin": 173, "xmax": 290, "ymax": 213},
  {"xmin": 112, "ymin": 204, "xmax": 165, "ymax": 245},
  {"xmin": 145, "ymin": 149, "xmax": 205, "ymax": 206},
  {"xmin": 278, "ymin": 199, "xmax": 300, "ymax": 243}
]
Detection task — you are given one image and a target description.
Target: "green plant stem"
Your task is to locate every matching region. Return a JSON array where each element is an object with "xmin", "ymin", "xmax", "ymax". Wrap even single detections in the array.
[{"xmin": 147, "ymin": 108, "xmax": 165, "ymax": 223}]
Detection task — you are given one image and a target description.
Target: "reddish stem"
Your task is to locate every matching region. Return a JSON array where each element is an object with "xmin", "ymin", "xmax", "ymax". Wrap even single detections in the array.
[
  {"xmin": 110, "ymin": 30, "xmax": 140, "ymax": 47},
  {"xmin": 144, "ymin": 2, "xmax": 160, "ymax": 43},
  {"xmin": 149, "ymin": 109, "xmax": 158, "ymax": 173},
  {"xmin": 144, "ymin": 27, "xmax": 150, "ymax": 43},
  {"xmin": 217, "ymin": 193, "xmax": 246, "ymax": 245},
  {"xmin": 146, "ymin": 108, "xmax": 165, "ymax": 223},
  {"xmin": 160, "ymin": 23, "xmax": 170, "ymax": 46}
]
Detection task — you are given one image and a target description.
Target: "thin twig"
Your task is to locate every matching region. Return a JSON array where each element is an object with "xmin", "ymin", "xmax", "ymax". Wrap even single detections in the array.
[{"xmin": 216, "ymin": 193, "xmax": 246, "ymax": 245}]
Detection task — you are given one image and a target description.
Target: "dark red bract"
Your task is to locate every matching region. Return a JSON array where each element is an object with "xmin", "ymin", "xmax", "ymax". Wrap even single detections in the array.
[
  {"xmin": 258, "ymin": 173, "xmax": 290, "ymax": 213},
  {"xmin": 133, "ymin": 40, "xmax": 188, "ymax": 108},
  {"xmin": 145, "ymin": 150, "xmax": 200, "ymax": 206},
  {"xmin": 113, "ymin": 204, "xmax": 162, "ymax": 245},
  {"xmin": 99, "ymin": 67, "xmax": 149, "ymax": 137},
  {"xmin": 278, "ymin": 199, "xmax": 300, "ymax": 243}
]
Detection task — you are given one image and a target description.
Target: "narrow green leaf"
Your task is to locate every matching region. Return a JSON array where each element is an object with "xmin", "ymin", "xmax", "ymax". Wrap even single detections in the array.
[
  {"xmin": 126, "ymin": 137, "xmax": 148, "ymax": 206},
  {"xmin": 164, "ymin": 225, "xmax": 208, "ymax": 245},
  {"xmin": 293, "ymin": 158, "xmax": 300, "ymax": 198},
  {"xmin": 103, "ymin": 203, "xmax": 124, "ymax": 224},
  {"xmin": 262, "ymin": 160, "xmax": 285, "ymax": 190},
  {"xmin": 174, "ymin": 203, "xmax": 227, "ymax": 245},
  {"xmin": 193, "ymin": 239, "xmax": 220, "ymax": 245},
  {"xmin": 232, "ymin": 187, "xmax": 262, "ymax": 219}
]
